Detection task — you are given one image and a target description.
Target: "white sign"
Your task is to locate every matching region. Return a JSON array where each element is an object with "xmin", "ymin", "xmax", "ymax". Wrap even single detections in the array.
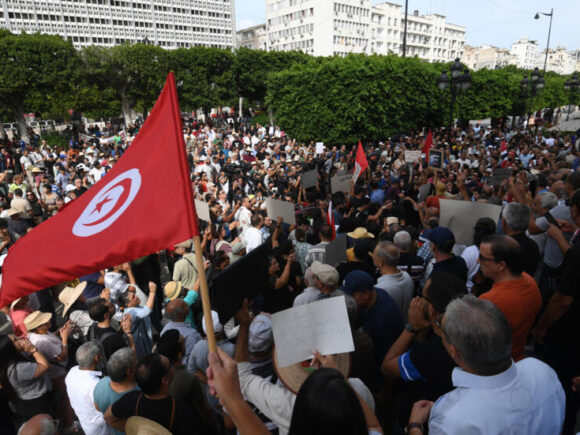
[
  {"xmin": 266, "ymin": 197, "xmax": 296, "ymax": 225},
  {"xmin": 315, "ymin": 142, "xmax": 324, "ymax": 155},
  {"xmin": 272, "ymin": 296, "xmax": 354, "ymax": 368},
  {"xmin": 439, "ymin": 199, "xmax": 502, "ymax": 245},
  {"xmin": 73, "ymin": 169, "xmax": 141, "ymax": 237},
  {"xmin": 404, "ymin": 150, "xmax": 422, "ymax": 163},
  {"xmin": 194, "ymin": 199, "xmax": 211, "ymax": 222},
  {"xmin": 330, "ymin": 173, "xmax": 353, "ymax": 193}
]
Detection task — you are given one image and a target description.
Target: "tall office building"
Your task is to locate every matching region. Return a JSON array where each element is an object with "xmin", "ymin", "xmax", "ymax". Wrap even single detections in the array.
[
  {"xmin": 0, "ymin": 0, "xmax": 236, "ymax": 49},
  {"xmin": 262, "ymin": 0, "xmax": 464, "ymax": 61}
]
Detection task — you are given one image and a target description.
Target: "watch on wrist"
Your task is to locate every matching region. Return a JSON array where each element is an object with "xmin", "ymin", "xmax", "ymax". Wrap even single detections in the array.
[
  {"xmin": 405, "ymin": 422, "xmax": 424, "ymax": 433},
  {"xmin": 405, "ymin": 323, "xmax": 418, "ymax": 334}
]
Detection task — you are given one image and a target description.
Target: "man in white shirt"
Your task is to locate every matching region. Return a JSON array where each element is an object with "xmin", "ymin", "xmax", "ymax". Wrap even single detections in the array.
[
  {"xmin": 407, "ymin": 296, "xmax": 564, "ymax": 435},
  {"xmin": 244, "ymin": 213, "xmax": 264, "ymax": 253},
  {"xmin": 235, "ymin": 197, "xmax": 253, "ymax": 236},
  {"xmin": 65, "ymin": 342, "xmax": 110, "ymax": 435}
]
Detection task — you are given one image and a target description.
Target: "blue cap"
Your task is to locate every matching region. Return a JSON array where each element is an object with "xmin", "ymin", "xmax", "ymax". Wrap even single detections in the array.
[
  {"xmin": 340, "ymin": 270, "xmax": 374, "ymax": 295},
  {"xmin": 423, "ymin": 226, "xmax": 455, "ymax": 249}
]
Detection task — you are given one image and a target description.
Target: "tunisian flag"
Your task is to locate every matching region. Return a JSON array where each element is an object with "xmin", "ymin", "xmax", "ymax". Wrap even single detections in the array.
[
  {"xmin": 422, "ymin": 129, "xmax": 433, "ymax": 158},
  {"xmin": 0, "ymin": 72, "xmax": 199, "ymax": 307},
  {"xmin": 326, "ymin": 201, "xmax": 336, "ymax": 240},
  {"xmin": 352, "ymin": 141, "xmax": 368, "ymax": 183}
]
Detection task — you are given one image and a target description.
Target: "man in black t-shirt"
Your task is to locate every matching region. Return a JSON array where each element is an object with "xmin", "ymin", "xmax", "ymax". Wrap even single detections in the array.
[
  {"xmin": 532, "ymin": 188, "xmax": 580, "ymax": 434},
  {"xmin": 88, "ymin": 299, "xmax": 126, "ymax": 358},
  {"xmin": 104, "ymin": 353, "xmax": 213, "ymax": 435},
  {"xmin": 381, "ymin": 272, "xmax": 467, "ymax": 425}
]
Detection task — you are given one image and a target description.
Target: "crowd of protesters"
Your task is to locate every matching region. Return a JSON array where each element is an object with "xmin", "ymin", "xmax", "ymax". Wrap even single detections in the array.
[{"xmin": 0, "ymin": 112, "xmax": 579, "ymax": 435}]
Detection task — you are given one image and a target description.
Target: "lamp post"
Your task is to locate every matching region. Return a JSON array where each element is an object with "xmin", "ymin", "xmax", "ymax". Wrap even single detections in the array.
[
  {"xmin": 437, "ymin": 58, "xmax": 472, "ymax": 143},
  {"xmin": 535, "ymin": 9, "xmax": 553, "ymax": 73},
  {"xmin": 564, "ymin": 72, "xmax": 579, "ymax": 122},
  {"xmin": 520, "ymin": 67, "xmax": 545, "ymax": 130}
]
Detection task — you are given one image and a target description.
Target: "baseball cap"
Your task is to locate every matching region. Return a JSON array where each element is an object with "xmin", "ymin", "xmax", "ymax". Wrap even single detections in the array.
[
  {"xmin": 340, "ymin": 270, "xmax": 374, "ymax": 295},
  {"xmin": 423, "ymin": 226, "xmax": 455, "ymax": 249},
  {"xmin": 202, "ymin": 310, "xmax": 223, "ymax": 335},
  {"xmin": 310, "ymin": 261, "xmax": 339, "ymax": 287},
  {"xmin": 249, "ymin": 314, "xmax": 273, "ymax": 353}
]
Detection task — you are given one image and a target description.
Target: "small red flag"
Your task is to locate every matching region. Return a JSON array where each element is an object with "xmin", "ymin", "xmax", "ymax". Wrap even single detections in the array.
[
  {"xmin": 353, "ymin": 141, "xmax": 368, "ymax": 183},
  {"xmin": 422, "ymin": 130, "xmax": 433, "ymax": 158},
  {"xmin": 326, "ymin": 201, "xmax": 336, "ymax": 240},
  {"xmin": 0, "ymin": 72, "xmax": 199, "ymax": 307}
]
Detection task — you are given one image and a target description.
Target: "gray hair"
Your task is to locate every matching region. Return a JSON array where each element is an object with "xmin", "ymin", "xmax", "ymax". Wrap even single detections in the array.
[
  {"xmin": 539, "ymin": 192, "xmax": 558, "ymax": 210},
  {"xmin": 443, "ymin": 296, "xmax": 512, "ymax": 375},
  {"xmin": 375, "ymin": 241, "xmax": 400, "ymax": 267},
  {"xmin": 76, "ymin": 341, "xmax": 102, "ymax": 369},
  {"xmin": 107, "ymin": 347, "xmax": 134, "ymax": 383},
  {"xmin": 393, "ymin": 231, "xmax": 412, "ymax": 251},
  {"xmin": 502, "ymin": 202, "xmax": 531, "ymax": 232},
  {"xmin": 304, "ymin": 267, "xmax": 316, "ymax": 287}
]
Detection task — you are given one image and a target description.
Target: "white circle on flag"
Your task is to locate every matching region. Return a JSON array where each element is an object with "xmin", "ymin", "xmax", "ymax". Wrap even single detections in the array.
[{"xmin": 73, "ymin": 168, "xmax": 141, "ymax": 237}]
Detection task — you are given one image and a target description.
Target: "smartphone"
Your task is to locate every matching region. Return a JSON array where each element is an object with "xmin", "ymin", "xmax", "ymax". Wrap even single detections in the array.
[{"xmin": 544, "ymin": 212, "xmax": 560, "ymax": 228}]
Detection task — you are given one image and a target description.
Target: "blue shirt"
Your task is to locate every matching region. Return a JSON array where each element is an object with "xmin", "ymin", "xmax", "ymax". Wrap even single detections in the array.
[
  {"xmin": 369, "ymin": 188, "xmax": 385, "ymax": 205},
  {"xmin": 93, "ymin": 377, "xmax": 139, "ymax": 435},
  {"xmin": 429, "ymin": 358, "xmax": 565, "ymax": 435}
]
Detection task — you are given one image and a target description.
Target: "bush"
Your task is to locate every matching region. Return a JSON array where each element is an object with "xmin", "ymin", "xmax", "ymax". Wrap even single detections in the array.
[{"xmin": 251, "ymin": 112, "xmax": 270, "ymax": 127}]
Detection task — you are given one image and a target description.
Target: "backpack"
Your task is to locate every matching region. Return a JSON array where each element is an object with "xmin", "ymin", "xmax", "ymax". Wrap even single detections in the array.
[{"xmin": 88, "ymin": 323, "xmax": 118, "ymax": 372}]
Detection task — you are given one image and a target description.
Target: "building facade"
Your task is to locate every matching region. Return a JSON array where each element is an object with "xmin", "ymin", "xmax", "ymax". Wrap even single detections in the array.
[
  {"xmin": 510, "ymin": 38, "xmax": 539, "ymax": 70},
  {"xmin": 262, "ymin": 0, "xmax": 464, "ymax": 61},
  {"xmin": 237, "ymin": 23, "xmax": 267, "ymax": 50},
  {"xmin": 0, "ymin": 0, "xmax": 236, "ymax": 49},
  {"xmin": 539, "ymin": 47, "xmax": 577, "ymax": 75},
  {"xmin": 462, "ymin": 44, "xmax": 515, "ymax": 70}
]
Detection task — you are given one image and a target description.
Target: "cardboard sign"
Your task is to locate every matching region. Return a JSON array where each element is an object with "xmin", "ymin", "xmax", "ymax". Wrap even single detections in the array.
[
  {"xmin": 315, "ymin": 142, "xmax": 324, "ymax": 154},
  {"xmin": 325, "ymin": 234, "xmax": 347, "ymax": 267},
  {"xmin": 194, "ymin": 199, "xmax": 211, "ymax": 222},
  {"xmin": 439, "ymin": 199, "xmax": 502, "ymax": 245},
  {"xmin": 266, "ymin": 197, "xmax": 296, "ymax": 225},
  {"xmin": 272, "ymin": 296, "xmax": 354, "ymax": 367},
  {"xmin": 488, "ymin": 168, "xmax": 512, "ymax": 187},
  {"xmin": 428, "ymin": 149, "xmax": 443, "ymax": 171},
  {"xmin": 330, "ymin": 173, "xmax": 353, "ymax": 193},
  {"xmin": 301, "ymin": 170, "xmax": 318, "ymax": 189},
  {"xmin": 211, "ymin": 242, "xmax": 271, "ymax": 323},
  {"xmin": 404, "ymin": 150, "xmax": 422, "ymax": 163}
]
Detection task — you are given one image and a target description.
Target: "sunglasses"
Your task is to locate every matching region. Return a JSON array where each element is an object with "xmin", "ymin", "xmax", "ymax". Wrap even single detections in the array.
[{"xmin": 478, "ymin": 254, "xmax": 498, "ymax": 262}]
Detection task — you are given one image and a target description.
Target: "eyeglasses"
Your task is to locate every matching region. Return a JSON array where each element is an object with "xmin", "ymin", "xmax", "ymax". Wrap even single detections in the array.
[{"xmin": 478, "ymin": 254, "xmax": 498, "ymax": 262}]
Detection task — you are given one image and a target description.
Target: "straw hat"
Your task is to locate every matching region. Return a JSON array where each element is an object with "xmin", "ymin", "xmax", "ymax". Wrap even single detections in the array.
[
  {"xmin": 58, "ymin": 282, "xmax": 87, "ymax": 317},
  {"xmin": 24, "ymin": 311, "xmax": 53, "ymax": 331},
  {"xmin": 31, "ymin": 167, "xmax": 44, "ymax": 174},
  {"xmin": 163, "ymin": 281, "xmax": 183, "ymax": 301},
  {"xmin": 347, "ymin": 227, "xmax": 374, "ymax": 239},
  {"xmin": 125, "ymin": 416, "xmax": 171, "ymax": 435},
  {"xmin": 273, "ymin": 348, "xmax": 350, "ymax": 394}
]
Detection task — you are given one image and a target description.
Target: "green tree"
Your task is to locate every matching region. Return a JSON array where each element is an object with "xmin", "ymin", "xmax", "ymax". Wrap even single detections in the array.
[{"xmin": 0, "ymin": 32, "xmax": 80, "ymax": 141}]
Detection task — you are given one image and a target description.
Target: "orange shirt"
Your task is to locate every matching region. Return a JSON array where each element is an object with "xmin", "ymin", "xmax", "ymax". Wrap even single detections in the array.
[{"xmin": 480, "ymin": 273, "xmax": 541, "ymax": 361}]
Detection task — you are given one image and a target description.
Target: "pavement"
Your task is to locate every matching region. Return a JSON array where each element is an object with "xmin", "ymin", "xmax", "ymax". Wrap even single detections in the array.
[{"xmin": 551, "ymin": 109, "xmax": 580, "ymax": 132}]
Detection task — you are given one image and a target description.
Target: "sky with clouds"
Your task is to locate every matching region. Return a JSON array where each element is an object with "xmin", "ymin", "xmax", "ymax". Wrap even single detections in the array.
[{"xmin": 235, "ymin": 0, "xmax": 580, "ymax": 51}]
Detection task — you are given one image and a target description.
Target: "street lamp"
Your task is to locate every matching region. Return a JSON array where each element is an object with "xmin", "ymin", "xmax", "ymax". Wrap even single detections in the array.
[
  {"xmin": 520, "ymin": 67, "xmax": 545, "ymax": 129},
  {"xmin": 535, "ymin": 9, "xmax": 553, "ymax": 73},
  {"xmin": 437, "ymin": 58, "xmax": 472, "ymax": 142},
  {"xmin": 564, "ymin": 72, "xmax": 579, "ymax": 121}
]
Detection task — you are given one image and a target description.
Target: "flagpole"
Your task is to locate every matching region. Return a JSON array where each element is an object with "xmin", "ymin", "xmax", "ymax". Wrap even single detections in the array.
[{"xmin": 193, "ymin": 236, "xmax": 217, "ymax": 353}]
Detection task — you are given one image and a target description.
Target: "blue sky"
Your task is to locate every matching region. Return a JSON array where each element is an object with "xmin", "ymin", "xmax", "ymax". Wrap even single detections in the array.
[{"xmin": 235, "ymin": 0, "xmax": 580, "ymax": 51}]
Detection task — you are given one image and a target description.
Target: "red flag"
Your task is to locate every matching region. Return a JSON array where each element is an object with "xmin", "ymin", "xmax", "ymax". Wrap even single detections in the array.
[
  {"xmin": 0, "ymin": 72, "xmax": 199, "ymax": 307},
  {"xmin": 422, "ymin": 129, "xmax": 433, "ymax": 158},
  {"xmin": 326, "ymin": 201, "xmax": 336, "ymax": 240},
  {"xmin": 353, "ymin": 141, "xmax": 368, "ymax": 183}
]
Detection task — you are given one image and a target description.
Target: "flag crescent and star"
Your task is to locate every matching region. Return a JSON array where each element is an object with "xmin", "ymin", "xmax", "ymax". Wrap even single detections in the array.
[{"xmin": 0, "ymin": 72, "xmax": 200, "ymax": 307}]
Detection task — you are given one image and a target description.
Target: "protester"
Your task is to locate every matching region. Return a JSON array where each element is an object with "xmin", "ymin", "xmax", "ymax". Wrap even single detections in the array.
[{"xmin": 407, "ymin": 296, "xmax": 565, "ymax": 434}]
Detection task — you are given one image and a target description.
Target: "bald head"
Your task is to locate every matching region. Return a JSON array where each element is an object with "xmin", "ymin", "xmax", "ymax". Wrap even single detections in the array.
[
  {"xmin": 165, "ymin": 299, "xmax": 189, "ymax": 322},
  {"xmin": 19, "ymin": 414, "xmax": 56, "ymax": 435}
]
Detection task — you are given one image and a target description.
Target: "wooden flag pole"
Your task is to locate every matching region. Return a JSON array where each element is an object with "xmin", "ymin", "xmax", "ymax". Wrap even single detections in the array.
[{"xmin": 193, "ymin": 235, "xmax": 217, "ymax": 353}]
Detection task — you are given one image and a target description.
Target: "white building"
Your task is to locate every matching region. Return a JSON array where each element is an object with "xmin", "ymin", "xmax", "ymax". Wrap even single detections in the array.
[
  {"xmin": 510, "ymin": 38, "xmax": 539, "ymax": 70},
  {"xmin": 265, "ymin": 0, "xmax": 464, "ymax": 61},
  {"xmin": 237, "ymin": 24, "xmax": 267, "ymax": 50},
  {"xmin": 462, "ymin": 44, "xmax": 515, "ymax": 70},
  {"xmin": 539, "ymin": 47, "xmax": 577, "ymax": 75},
  {"xmin": 0, "ymin": 0, "xmax": 236, "ymax": 49}
]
